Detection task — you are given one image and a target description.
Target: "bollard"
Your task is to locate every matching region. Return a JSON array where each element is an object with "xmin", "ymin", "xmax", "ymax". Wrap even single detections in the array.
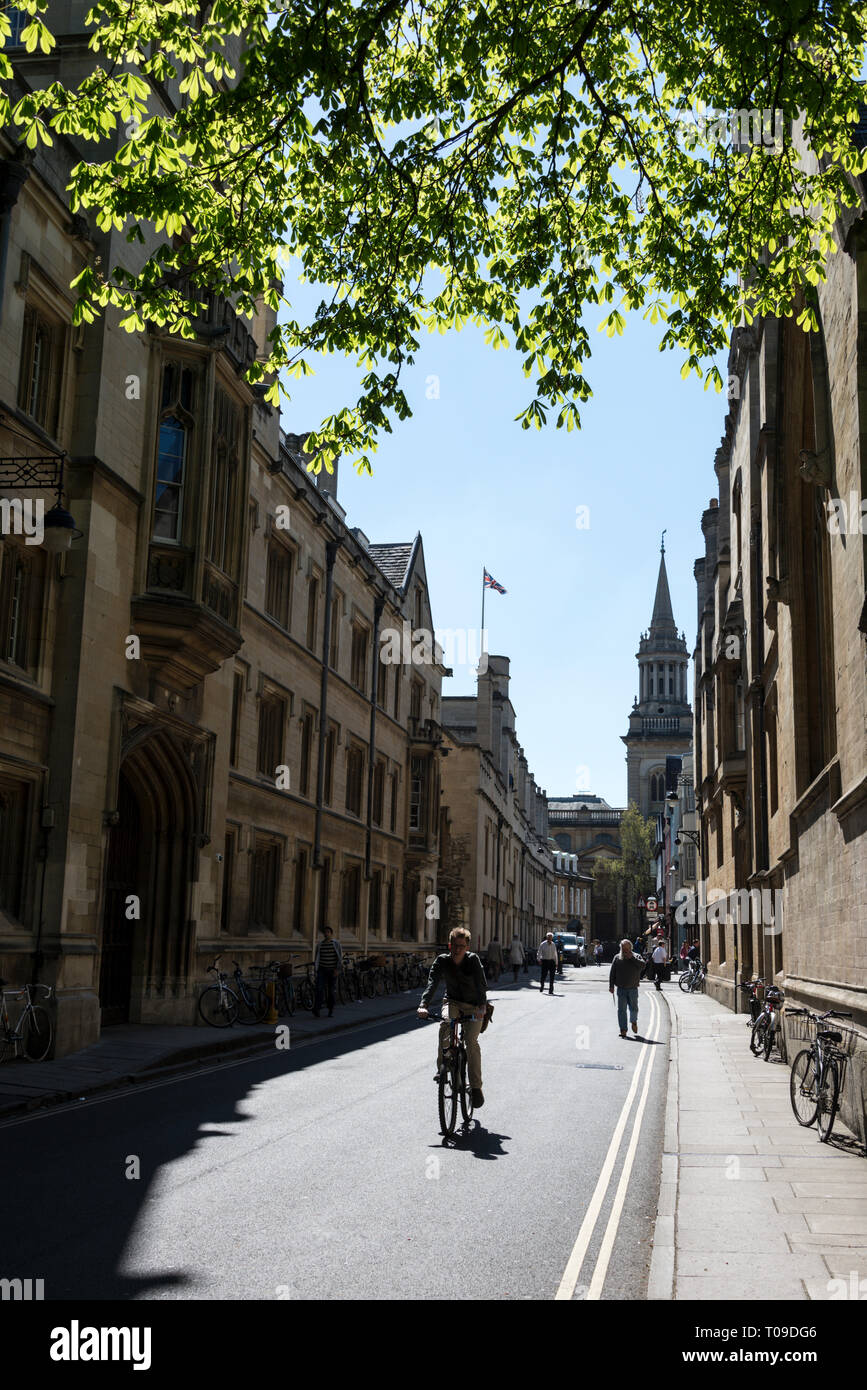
[{"xmin": 264, "ymin": 978, "xmax": 278, "ymax": 1024}]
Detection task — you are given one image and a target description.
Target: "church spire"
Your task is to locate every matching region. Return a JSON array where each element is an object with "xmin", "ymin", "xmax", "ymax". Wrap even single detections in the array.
[{"xmin": 650, "ymin": 536, "xmax": 677, "ymax": 638}]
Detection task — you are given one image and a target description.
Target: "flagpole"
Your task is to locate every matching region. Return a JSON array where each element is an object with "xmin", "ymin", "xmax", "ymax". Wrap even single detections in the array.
[{"xmin": 481, "ymin": 566, "xmax": 486, "ymax": 641}]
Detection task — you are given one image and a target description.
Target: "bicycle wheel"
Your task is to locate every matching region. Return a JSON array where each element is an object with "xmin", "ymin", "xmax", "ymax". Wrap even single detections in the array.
[
  {"xmin": 236, "ymin": 983, "xmax": 269, "ymax": 1024},
  {"xmin": 438, "ymin": 1059, "xmax": 458, "ymax": 1136},
  {"xmin": 298, "ymin": 978, "xmax": 315, "ymax": 1011},
  {"xmin": 22, "ymin": 1006, "xmax": 52, "ymax": 1062},
  {"xmin": 383, "ymin": 971, "xmax": 394, "ymax": 995},
  {"xmin": 344, "ymin": 972, "xmax": 358, "ymax": 1003},
  {"xmin": 198, "ymin": 985, "xmax": 239, "ymax": 1028},
  {"xmin": 363, "ymin": 971, "xmax": 376, "ymax": 999},
  {"xmin": 374, "ymin": 970, "xmax": 386, "ymax": 996},
  {"xmin": 789, "ymin": 1049, "xmax": 819, "ymax": 1127},
  {"xmin": 816, "ymin": 1057, "xmax": 840, "ymax": 1142},
  {"xmin": 750, "ymin": 1015, "xmax": 769, "ymax": 1057},
  {"xmin": 763, "ymin": 1019, "xmax": 776, "ymax": 1062},
  {"xmin": 679, "ymin": 971, "xmax": 693, "ymax": 994},
  {"xmin": 459, "ymin": 1051, "xmax": 475, "ymax": 1124}
]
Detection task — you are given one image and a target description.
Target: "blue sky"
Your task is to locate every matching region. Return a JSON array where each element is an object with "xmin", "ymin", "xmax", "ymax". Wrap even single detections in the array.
[{"xmin": 280, "ymin": 287, "xmax": 727, "ymax": 807}]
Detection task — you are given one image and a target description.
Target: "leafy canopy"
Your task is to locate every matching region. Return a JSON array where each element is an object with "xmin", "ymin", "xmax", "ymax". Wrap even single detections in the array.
[{"xmin": 2, "ymin": 0, "xmax": 867, "ymax": 473}]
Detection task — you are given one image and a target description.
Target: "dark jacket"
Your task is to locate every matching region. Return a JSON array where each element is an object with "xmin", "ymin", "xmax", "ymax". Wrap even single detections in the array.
[
  {"xmin": 421, "ymin": 951, "xmax": 487, "ymax": 1009},
  {"xmin": 609, "ymin": 952, "xmax": 644, "ymax": 990}
]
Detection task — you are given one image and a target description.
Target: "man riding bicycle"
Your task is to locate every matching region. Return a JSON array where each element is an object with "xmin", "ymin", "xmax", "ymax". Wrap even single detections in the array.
[{"xmin": 417, "ymin": 927, "xmax": 487, "ymax": 1109}]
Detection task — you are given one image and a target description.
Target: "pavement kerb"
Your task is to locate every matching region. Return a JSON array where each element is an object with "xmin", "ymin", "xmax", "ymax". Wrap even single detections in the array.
[
  {"xmin": 648, "ymin": 986, "xmax": 678, "ymax": 1299},
  {"xmin": 0, "ymin": 994, "xmax": 421, "ymax": 1120}
]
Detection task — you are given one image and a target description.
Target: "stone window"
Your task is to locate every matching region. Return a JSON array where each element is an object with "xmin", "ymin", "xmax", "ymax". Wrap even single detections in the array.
[
  {"xmin": 389, "ymin": 771, "xmax": 398, "ymax": 832},
  {"xmin": 372, "ymin": 758, "xmax": 385, "ymax": 826},
  {"xmin": 207, "ymin": 388, "xmax": 242, "ymax": 575},
  {"xmin": 306, "ymin": 575, "xmax": 318, "ymax": 650},
  {"xmin": 0, "ymin": 775, "xmax": 30, "ymax": 920},
  {"xmin": 250, "ymin": 836, "xmax": 280, "ymax": 931},
  {"xmin": 409, "ymin": 756, "xmax": 427, "ymax": 832},
  {"xmin": 368, "ymin": 868, "xmax": 382, "ymax": 935},
  {"xmin": 292, "ymin": 847, "xmax": 308, "ymax": 936},
  {"xmin": 257, "ymin": 689, "xmax": 286, "ymax": 778},
  {"xmin": 345, "ymin": 743, "xmax": 365, "ymax": 817},
  {"xmin": 317, "ymin": 855, "xmax": 332, "ymax": 932},
  {"xmin": 265, "ymin": 540, "xmax": 292, "ymax": 628},
  {"xmin": 329, "ymin": 590, "xmax": 342, "ymax": 670},
  {"xmin": 350, "ymin": 622, "xmax": 368, "ymax": 691},
  {"xmin": 323, "ymin": 727, "xmax": 335, "ymax": 805},
  {"xmin": 299, "ymin": 709, "xmax": 314, "ymax": 797},
  {"xmin": 153, "ymin": 361, "xmax": 195, "ymax": 542},
  {"xmin": 341, "ymin": 861, "xmax": 362, "ymax": 933},
  {"xmin": 220, "ymin": 826, "xmax": 237, "ymax": 932},
  {"xmin": 229, "ymin": 669, "xmax": 244, "ymax": 767},
  {"xmin": 0, "ymin": 540, "xmax": 44, "ymax": 675}
]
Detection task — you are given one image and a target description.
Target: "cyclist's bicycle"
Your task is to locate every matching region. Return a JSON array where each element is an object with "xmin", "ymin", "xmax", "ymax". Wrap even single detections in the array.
[
  {"xmin": 0, "ymin": 980, "xmax": 53, "ymax": 1062},
  {"xmin": 420, "ymin": 1009, "xmax": 479, "ymax": 1136},
  {"xmin": 788, "ymin": 1007, "xmax": 853, "ymax": 1142},
  {"xmin": 679, "ymin": 959, "xmax": 706, "ymax": 994}
]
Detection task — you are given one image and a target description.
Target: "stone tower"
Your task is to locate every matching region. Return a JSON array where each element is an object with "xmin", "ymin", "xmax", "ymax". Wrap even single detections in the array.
[{"xmin": 622, "ymin": 537, "xmax": 693, "ymax": 816}]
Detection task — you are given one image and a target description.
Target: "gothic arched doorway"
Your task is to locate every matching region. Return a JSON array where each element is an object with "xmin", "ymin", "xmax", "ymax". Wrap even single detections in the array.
[{"xmin": 99, "ymin": 727, "xmax": 199, "ymax": 1025}]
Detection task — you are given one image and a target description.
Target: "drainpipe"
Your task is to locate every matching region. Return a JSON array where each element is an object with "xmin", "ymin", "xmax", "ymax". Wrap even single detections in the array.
[
  {"xmin": 313, "ymin": 538, "xmax": 340, "ymax": 868},
  {"xmin": 364, "ymin": 594, "xmax": 385, "ymax": 879}
]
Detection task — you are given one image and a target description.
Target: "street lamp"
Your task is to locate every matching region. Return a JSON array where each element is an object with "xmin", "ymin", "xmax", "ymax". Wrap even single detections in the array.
[{"xmin": 0, "ymin": 439, "xmax": 82, "ymax": 551}]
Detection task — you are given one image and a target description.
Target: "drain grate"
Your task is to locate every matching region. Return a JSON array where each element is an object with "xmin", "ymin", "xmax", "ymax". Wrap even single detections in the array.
[{"xmin": 575, "ymin": 1062, "xmax": 624, "ymax": 1071}]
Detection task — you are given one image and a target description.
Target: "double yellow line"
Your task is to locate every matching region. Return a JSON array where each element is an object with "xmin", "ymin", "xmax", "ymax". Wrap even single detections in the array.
[{"xmin": 554, "ymin": 989, "xmax": 662, "ymax": 1301}]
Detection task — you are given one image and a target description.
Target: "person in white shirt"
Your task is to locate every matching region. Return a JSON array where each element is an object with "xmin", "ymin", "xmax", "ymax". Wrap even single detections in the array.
[
  {"xmin": 651, "ymin": 940, "xmax": 668, "ymax": 991},
  {"xmin": 537, "ymin": 932, "xmax": 558, "ymax": 995}
]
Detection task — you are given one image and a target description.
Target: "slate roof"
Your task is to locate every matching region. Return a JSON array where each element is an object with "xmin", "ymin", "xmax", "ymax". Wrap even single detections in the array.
[{"xmin": 367, "ymin": 542, "xmax": 414, "ymax": 591}]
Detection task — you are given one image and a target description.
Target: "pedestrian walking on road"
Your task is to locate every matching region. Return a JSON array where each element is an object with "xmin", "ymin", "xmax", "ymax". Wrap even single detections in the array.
[
  {"xmin": 679, "ymin": 941, "xmax": 688, "ymax": 973},
  {"xmin": 487, "ymin": 935, "xmax": 503, "ymax": 982},
  {"xmin": 509, "ymin": 933, "xmax": 525, "ymax": 982},
  {"xmin": 313, "ymin": 925, "xmax": 343, "ymax": 1017},
  {"xmin": 537, "ymin": 932, "xmax": 558, "ymax": 995},
  {"xmin": 651, "ymin": 940, "xmax": 667, "ymax": 990},
  {"xmin": 609, "ymin": 939, "xmax": 643, "ymax": 1037},
  {"xmin": 594, "ymin": 942, "xmax": 604, "ymax": 968}
]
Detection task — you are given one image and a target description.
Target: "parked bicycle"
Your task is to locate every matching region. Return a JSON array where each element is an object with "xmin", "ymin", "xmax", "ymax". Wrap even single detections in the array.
[
  {"xmin": 198, "ymin": 957, "xmax": 240, "ymax": 1027},
  {"xmin": 748, "ymin": 983, "xmax": 786, "ymax": 1062},
  {"xmin": 788, "ymin": 1007, "xmax": 853, "ymax": 1142},
  {"xmin": 420, "ymin": 1010, "xmax": 477, "ymax": 1137},
  {"xmin": 0, "ymin": 980, "xmax": 53, "ymax": 1062},
  {"xmin": 678, "ymin": 958, "xmax": 706, "ymax": 994},
  {"xmin": 262, "ymin": 961, "xmax": 297, "ymax": 1018}
]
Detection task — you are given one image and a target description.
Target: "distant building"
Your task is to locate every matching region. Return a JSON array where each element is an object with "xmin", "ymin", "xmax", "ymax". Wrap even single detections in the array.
[
  {"xmin": 622, "ymin": 540, "xmax": 693, "ymax": 817},
  {"xmin": 547, "ymin": 795, "xmax": 622, "ymax": 941},
  {"xmin": 438, "ymin": 656, "xmax": 555, "ymax": 950}
]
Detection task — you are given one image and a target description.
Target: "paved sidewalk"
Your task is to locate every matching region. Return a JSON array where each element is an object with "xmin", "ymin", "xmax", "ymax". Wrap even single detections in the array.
[
  {"xmin": 649, "ymin": 985, "xmax": 867, "ymax": 1301},
  {"xmin": 0, "ymin": 988, "xmax": 421, "ymax": 1120}
]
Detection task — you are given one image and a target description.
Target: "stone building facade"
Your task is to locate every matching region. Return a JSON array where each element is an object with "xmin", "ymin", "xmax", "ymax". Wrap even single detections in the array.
[
  {"xmin": 438, "ymin": 656, "xmax": 555, "ymax": 952},
  {"xmin": 692, "ymin": 146, "xmax": 867, "ymax": 1138},
  {"xmin": 547, "ymin": 795, "xmax": 622, "ymax": 941},
  {"xmin": 549, "ymin": 850, "xmax": 593, "ymax": 941},
  {"xmin": 0, "ymin": 9, "xmax": 444, "ymax": 1054}
]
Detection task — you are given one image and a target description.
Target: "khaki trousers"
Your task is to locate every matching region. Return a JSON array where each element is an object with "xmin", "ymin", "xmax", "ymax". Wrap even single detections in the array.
[{"xmin": 438, "ymin": 1000, "xmax": 483, "ymax": 1089}]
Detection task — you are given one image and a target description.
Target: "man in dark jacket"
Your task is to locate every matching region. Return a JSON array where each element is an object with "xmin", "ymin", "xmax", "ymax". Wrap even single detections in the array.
[
  {"xmin": 609, "ymin": 939, "xmax": 644, "ymax": 1037},
  {"xmin": 418, "ymin": 927, "xmax": 487, "ymax": 1107}
]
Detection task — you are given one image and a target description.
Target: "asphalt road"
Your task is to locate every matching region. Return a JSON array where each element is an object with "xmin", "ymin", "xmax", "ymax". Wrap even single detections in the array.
[{"xmin": 1, "ymin": 966, "xmax": 670, "ymax": 1301}]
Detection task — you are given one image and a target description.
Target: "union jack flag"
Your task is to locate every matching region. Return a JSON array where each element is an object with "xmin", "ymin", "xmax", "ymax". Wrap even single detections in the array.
[{"xmin": 484, "ymin": 570, "xmax": 507, "ymax": 594}]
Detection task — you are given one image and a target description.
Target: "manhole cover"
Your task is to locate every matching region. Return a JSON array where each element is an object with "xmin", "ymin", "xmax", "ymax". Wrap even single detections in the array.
[{"xmin": 575, "ymin": 1063, "xmax": 624, "ymax": 1071}]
